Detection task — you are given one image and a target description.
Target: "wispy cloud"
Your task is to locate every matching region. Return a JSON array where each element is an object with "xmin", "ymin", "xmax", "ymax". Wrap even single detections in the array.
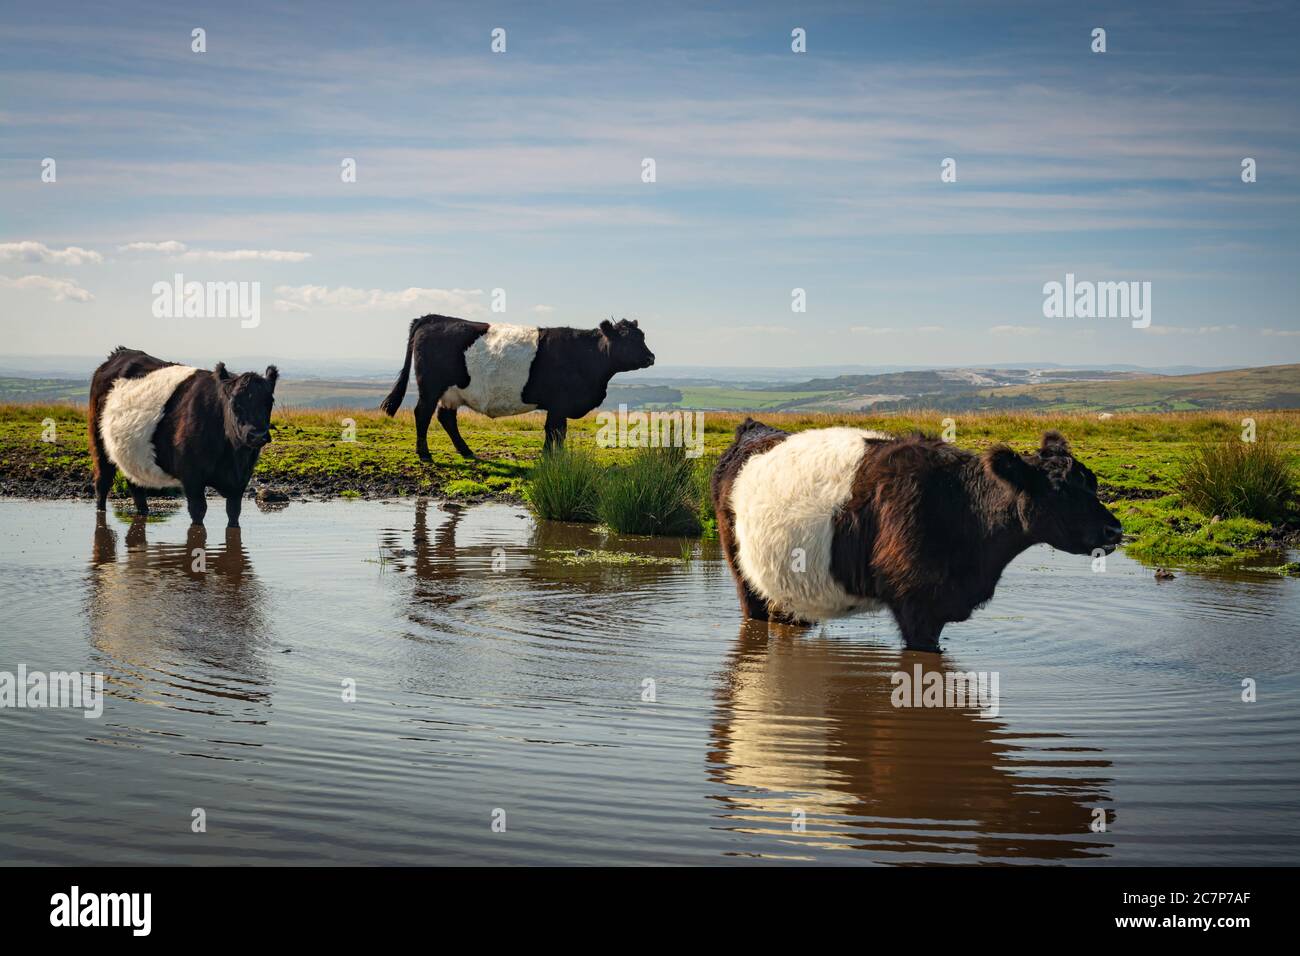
[
  {"xmin": 118, "ymin": 240, "xmax": 187, "ymax": 254},
  {"xmin": 851, "ymin": 325, "xmax": 944, "ymax": 335},
  {"xmin": 119, "ymin": 241, "xmax": 311, "ymax": 262},
  {"xmin": 0, "ymin": 274, "xmax": 94, "ymax": 301},
  {"xmin": 273, "ymin": 284, "xmax": 485, "ymax": 314},
  {"xmin": 1140, "ymin": 324, "xmax": 1239, "ymax": 336},
  {"xmin": 0, "ymin": 241, "xmax": 103, "ymax": 266},
  {"xmin": 184, "ymin": 249, "xmax": 311, "ymax": 263}
]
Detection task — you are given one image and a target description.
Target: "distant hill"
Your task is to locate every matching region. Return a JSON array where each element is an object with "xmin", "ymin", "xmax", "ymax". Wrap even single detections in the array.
[
  {"xmin": 2, "ymin": 364, "xmax": 1296, "ymax": 414},
  {"xmin": 0, "ymin": 377, "xmax": 88, "ymax": 403},
  {"xmin": 969, "ymin": 363, "xmax": 1300, "ymax": 412},
  {"xmin": 0, "ymin": 376, "xmax": 685, "ymax": 411}
]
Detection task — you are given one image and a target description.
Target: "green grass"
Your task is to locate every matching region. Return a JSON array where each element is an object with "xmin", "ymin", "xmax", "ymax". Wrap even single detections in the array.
[
  {"xmin": 1116, "ymin": 493, "xmax": 1278, "ymax": 564},
  {"xmin": 596, "ymin": 446, "xmax": 702, "ymax": 536},
  {"xmin": 526, "ymin": 447, "xmax": 602, "ymax": 521},
  {"xmin": 1178, "ymin": 439, "xmax": 1294, "ymax": 523},
  {"xmin": 672, "ymin": 386, "xmax": 835, "ymax": 410},
  {"xmin": 4, "ymin": 403, "xmax": 1299, "ymax": 569}
]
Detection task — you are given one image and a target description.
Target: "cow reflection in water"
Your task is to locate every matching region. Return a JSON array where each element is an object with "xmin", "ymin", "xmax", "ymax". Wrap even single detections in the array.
[
  {"xmin": 709, "ymin": 620, "xmax": 1115, "ymax": 863},
  {"xmin": 379, "ymin": 500, "xmax": 472, "ymax": 613},
  {"xmin": 381, "ymin": 499, "xmax": 652, "ymax": 614},
  {"xmin": 88, "ymin": 512, "xmax": 272, "ymax": 717}
]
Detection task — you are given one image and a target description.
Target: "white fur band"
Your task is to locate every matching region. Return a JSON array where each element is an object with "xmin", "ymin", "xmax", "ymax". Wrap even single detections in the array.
[
  {"xmin": 439, "ymin": 323, "xmax": 540, "ymax": 418},
  {"xmin": 730, "ymin": 427, "xmax": 890, "ymax": 621},
  {"xmin": 99, "ymin": 365, "xmax": 199, "ymax": 488}
]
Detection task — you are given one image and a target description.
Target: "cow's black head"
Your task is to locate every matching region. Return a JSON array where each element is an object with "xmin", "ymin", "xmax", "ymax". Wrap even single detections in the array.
[
  {"xmin": 600, "ymin": 318, "xmax": 655, "ymax": 371},
  {"xmin": 984, "ymin": 431, "xmax": 1122, "ymax": 555},
  {"xmin": 215, "ymin": 363, "xmax": 278, "ymax": 450}
]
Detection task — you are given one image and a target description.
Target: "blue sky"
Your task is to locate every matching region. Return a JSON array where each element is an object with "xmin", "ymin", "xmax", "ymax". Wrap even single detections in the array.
[{"xmin": 2, "ymin": 0, "xmax": 1298, "ymax": 370}]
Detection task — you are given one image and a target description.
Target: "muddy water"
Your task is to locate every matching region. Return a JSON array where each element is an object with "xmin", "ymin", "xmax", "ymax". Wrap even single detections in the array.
[{"xmin": 1, "ymin": 497, "xmax": 1297, "ymax": 865}]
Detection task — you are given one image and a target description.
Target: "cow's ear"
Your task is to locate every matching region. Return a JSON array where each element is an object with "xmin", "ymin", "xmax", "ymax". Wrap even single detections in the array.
[
  {"xmin": 599, "ymin": 319, "xmax": 615, "ymax": 336},
  {"xmin": 264, "ymin": 365, "xmax": 279, "ymax": 391},
  {"xmin": 1039, "ymin": 430, "xmax": 1071, "ymax": 458},
  {"xmin": 631, "ymin": 319, "xmax": 639, "ymax": 328},
  {"xmin": 984, "ymin": 446, "xmax": 1041, "ymax": 493},
  {"xmin": 214, "ymin": 362, "xmax": 231, "ymax": 381}
]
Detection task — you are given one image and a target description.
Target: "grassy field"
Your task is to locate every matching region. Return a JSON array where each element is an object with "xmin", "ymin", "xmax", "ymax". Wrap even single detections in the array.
[
  {"xmin": 2, "ymin": 403, "xmax": 1298, "ymax": 569},
  {"xmin": 670, "ymin": 386, "xmax": 837, "ymax": 410},
  {"xmin": 980, "ymin": 363, "xmax": 1300, "ymax": 412}
]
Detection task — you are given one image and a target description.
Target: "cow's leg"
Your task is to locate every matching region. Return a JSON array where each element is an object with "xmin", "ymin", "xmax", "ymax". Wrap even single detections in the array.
[
  {"xmin": 414, "ymin": 397, "xmax": 436, "ymax": 462},
  {"xmin": 225, "ymin": 493, "xmax": 243, "ymax": 529},
  {"xmin": 128, "ymin": 482, "xmax": 149, "ymax": 517},
  {"xmin": 716, "ymin": 503, "xmax": 776, "ymax": 620},
  {"xmin": 125, "ymin": 517, "xmax": 148, "ymax": 549},
  {"xmin": 184, "ymin": 482, "xmax": 208, "ymax": 526},
  {"xmin": 542, "ymin": 411, "xmax": 568, "ymax": 455},
  {"xmin": 94, "ymin": 463, "xmax": 116, "ymax": 512},
  {"xmin": 89, "ymin": 420, "xmax": 116, "ymax": 511},
  {"xmin": 437, "ymin": 405, "xmax": 475, "ymax": 459},
  {"xmin": 891, "ymin": 602, "xmax": 944, "ymax": 653}
]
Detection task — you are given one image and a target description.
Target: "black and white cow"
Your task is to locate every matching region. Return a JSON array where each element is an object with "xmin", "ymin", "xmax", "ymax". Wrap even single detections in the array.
[
  {"xmin": 379, "ymin": 314, "xmax": 655, "ymax": 459},
  {"xmin": 88, "ymin": 347, "xmax": 278, "ymax": 527},
  {"xmin": 711, "ymin": 420, "xmax": 1123, "ymax": 652}
]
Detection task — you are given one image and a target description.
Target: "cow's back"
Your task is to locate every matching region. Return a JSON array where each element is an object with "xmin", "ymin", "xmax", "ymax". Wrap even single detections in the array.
[
  {"xmin": 98, "ymin": 363, "xmax": 200, "ymax": 488},
  {"xmin": 440, "ymin": 323, "xmax": 540, "ymax": 418},
  {"xmin": 729, "ymin": 426, "xmax": 890, "ymax": 621}
]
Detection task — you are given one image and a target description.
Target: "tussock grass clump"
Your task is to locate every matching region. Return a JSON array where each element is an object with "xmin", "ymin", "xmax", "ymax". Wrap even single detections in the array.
[
  {"xmin": 1178, "ymin": 440, "xmax": 1295, "ymax": 523},
  {"xmin": 526, "ymin": 446, "xmax": 602, "ymax": 521},
  {"xmin": 597, "ymin": 446, "xmax": 702, "ymax": 536}
]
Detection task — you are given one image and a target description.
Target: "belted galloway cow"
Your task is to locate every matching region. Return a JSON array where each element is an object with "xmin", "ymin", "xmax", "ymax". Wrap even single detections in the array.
[
  {"xmin": 89, "ymin": 347, "xmax": 277, "ymax": 527},
  {"xmin": 379, "ymin": 314, "xmax": 654, "ymax": 459},
  {"xmin": 711, "ymin": 419, "xmax": 1123, "ymax": 652}
]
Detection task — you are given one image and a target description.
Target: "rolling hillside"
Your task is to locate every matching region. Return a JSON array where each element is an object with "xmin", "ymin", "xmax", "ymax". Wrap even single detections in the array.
[
  {"xmin": 975, "ymin": 364, "xmax": 1300, "ymax": 412},
  {"xmin": 2, "ymin": 364, "xmax": 1296, "ymax": 414}
]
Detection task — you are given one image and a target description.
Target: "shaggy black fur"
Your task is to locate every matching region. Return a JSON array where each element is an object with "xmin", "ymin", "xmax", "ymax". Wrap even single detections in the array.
[
  {"xmin": 88, "ymin": 347, "xmax": 278, "ymax": 528},
  {"xmin": 712, "ymin": 420, "xmax": 1123, "ymax": 652}
]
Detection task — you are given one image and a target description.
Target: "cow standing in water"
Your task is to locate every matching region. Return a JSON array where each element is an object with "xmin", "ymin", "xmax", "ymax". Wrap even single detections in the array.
[
  {"xmin": 711, "ymin": 420, "xmax": 1123, "ymax": 652},
  {"xmin": 88, "ymin": 347, "xmax": 278, "ymax": 527},
  {"xmin": 379, "ymin": 314, "xmax": 655, "ymax": 459}
]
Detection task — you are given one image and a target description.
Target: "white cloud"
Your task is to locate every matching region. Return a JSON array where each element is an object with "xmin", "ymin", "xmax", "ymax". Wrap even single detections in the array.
[
  {"xmin": 184, "ymin": 248, "xmax": 312, "ymax": 262},
  {"xmin": 988, "ymin": 325, "xmax": 1042, "ymax": 336},
  {"xmin": 0, "ymin": 241, "xmax": 103, "ymax": 266},
  {"xmin": 117, "ymin": 242, "xmax": 310, "ymax": 262},
  {"xmin": 851, "ymin": 325, "xmax": 945, "ymax": 336},
  {"xmin": 1141, "ymin": 324, "xmax": 1238, "ymax": 336},
  {"xmin": 531, "ymin": 304, "xmax": 555, "ymax": 314},
  {"xmin": 273, "ymin": 284, "xmax": 484, "ymax": 313},
  {"xmin": 0, "ymin": 274, "xmax": 94, "ymax": 302},
  {"xmin": 1261, "ymin": 328, "xmax": 1300, "ymax": 337},
  {"xmin": 119, "ymin": 240, "xmax": 188, "ymax": 254}
]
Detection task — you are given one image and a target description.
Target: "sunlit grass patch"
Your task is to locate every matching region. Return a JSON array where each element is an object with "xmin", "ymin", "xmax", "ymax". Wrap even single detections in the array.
[
  {"xmin": 597, "ymin": 446, "xmax": 702, "ymax": 536},
  {"xmin": 1178, "ymin": 440, "xmax": 1295, "ymax": 523},
  {"xmin": 526, "ymin": 446, "xmax": 601, "ymax": 521}
]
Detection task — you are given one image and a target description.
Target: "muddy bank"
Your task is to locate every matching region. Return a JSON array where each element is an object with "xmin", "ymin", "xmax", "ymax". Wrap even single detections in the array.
[{"xmin": 0, "ymin": 463, "xmax": 517, "ymax": 505}]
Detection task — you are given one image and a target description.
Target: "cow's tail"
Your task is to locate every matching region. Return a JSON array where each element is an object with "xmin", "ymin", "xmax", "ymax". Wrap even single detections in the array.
[{"xmin": 379, "ymin": 317, "xmax": 423, "ymax": 415}]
